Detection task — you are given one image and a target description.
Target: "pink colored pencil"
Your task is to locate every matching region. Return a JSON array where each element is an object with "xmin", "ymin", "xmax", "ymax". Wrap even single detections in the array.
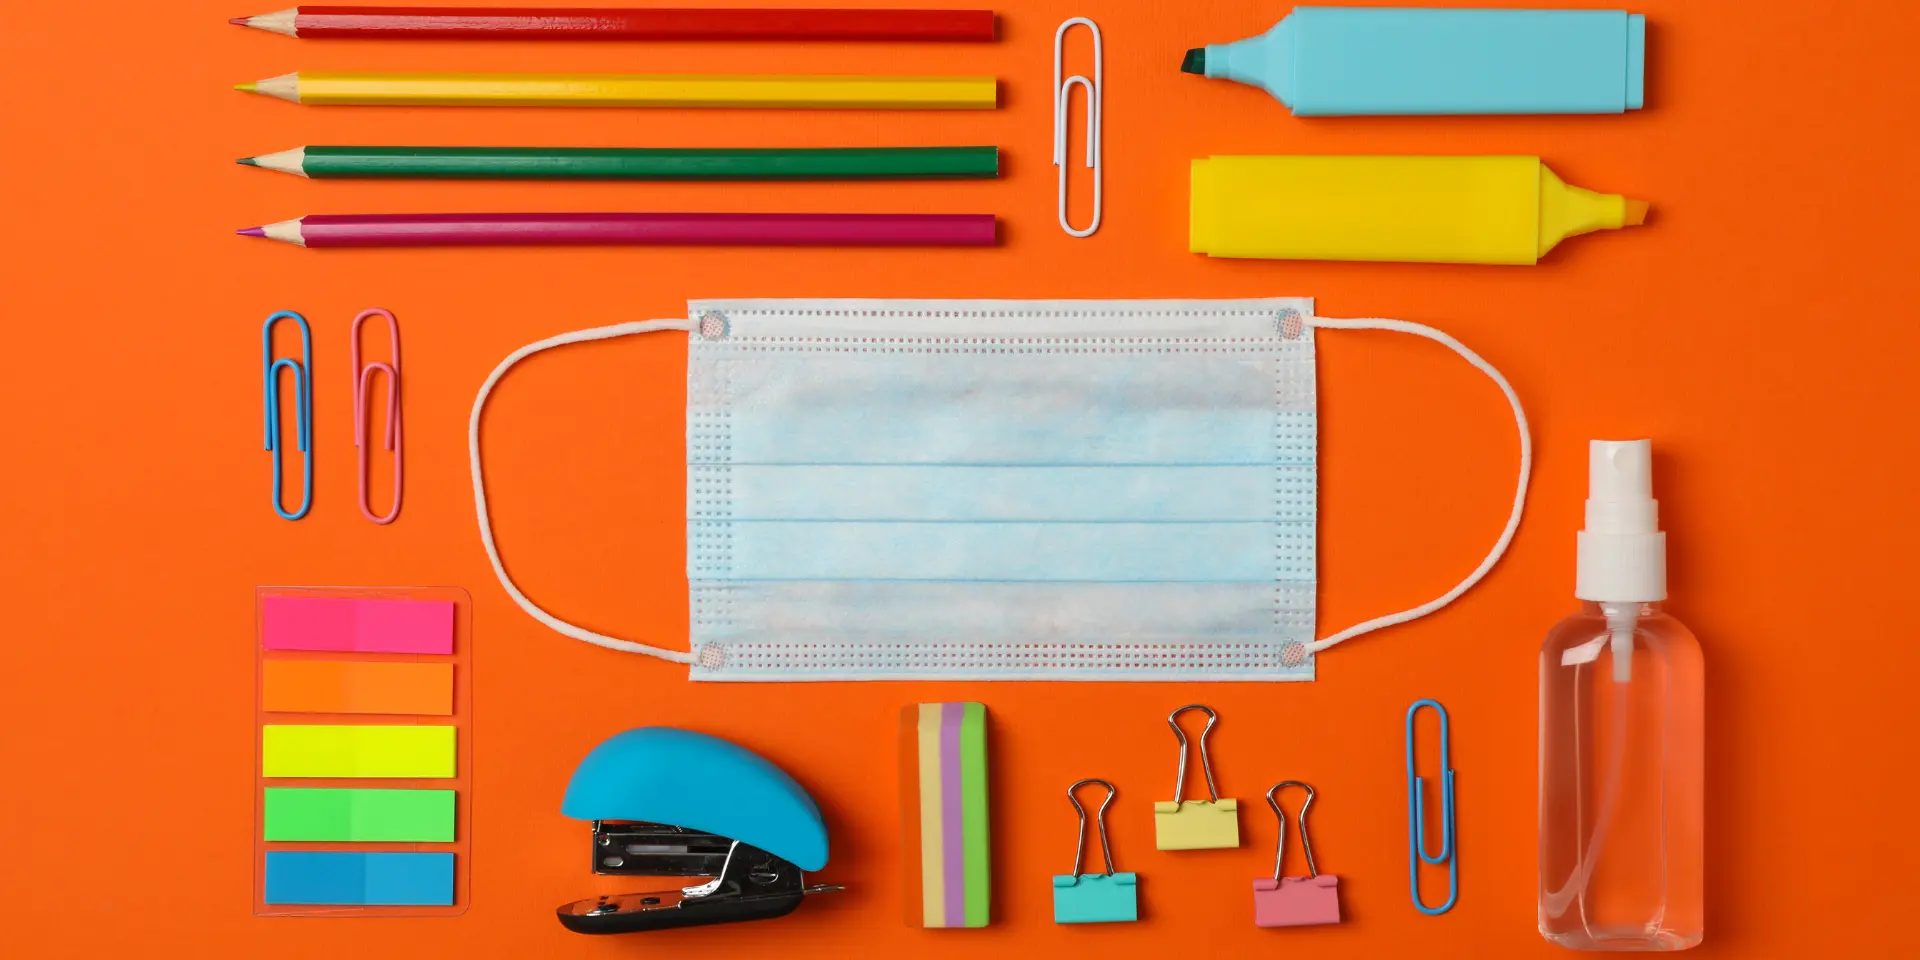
[
  {"xmin": 229, "ymin": 6, "xmax": 998, "ymax": 43},
  {"xmin": 237, "ymin": 212, "xmax": 997, "ymax": 247}
]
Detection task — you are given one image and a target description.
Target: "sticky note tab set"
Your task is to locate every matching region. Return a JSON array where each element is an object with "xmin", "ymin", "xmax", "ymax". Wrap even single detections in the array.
[
  {"xmin": 253, "ymin": 588, "xmax": 472, "ymax": 917},
  {"xmin": 901, "ymin": 702, "xmax": 990, "ymax": 928}
]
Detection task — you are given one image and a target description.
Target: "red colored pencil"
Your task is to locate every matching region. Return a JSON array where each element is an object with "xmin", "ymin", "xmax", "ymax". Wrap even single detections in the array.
[
  {"xmin": 229, "ymin": 6, "xmax": 997, "ymax": 41},
  {"xmin": 236, "ymin": 212, "xmax": 999, "ymax": 248}
]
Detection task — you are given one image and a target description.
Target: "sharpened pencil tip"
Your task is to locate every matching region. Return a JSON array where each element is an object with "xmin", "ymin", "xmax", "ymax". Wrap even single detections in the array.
[
  {"xmin": 229, "ymin": 16, "xmax": 249, "ymax": 26},
  {"xmin": 236, "ymin": 157, "xmax": 258, "ymax": 166},
  {"xmin": 238, "ymin": 226, "xmax": 267, "ymax": 238},
  {"xmin": 235, "ymin": 81, "xmax": 257, "ymax": 93}
]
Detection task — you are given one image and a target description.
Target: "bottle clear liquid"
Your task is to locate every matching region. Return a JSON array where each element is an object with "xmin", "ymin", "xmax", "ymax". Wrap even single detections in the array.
[{"xmin": 1538, "ymin": 600, "xmax": 1704, "ymax": 950}]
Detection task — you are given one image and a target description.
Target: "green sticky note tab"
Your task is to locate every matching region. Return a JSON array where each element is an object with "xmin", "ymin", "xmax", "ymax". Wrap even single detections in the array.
[
  {"xmin": 959, "ymin": 701, "xmax": 990, "ymax": 927},
  {"xmin": 1153, "ymin": 798, "xmax": 1241, "ymax": 850},
  {"xmin": 262, "ymin": 725, "xmax": 456, "ymax": 778},
  {"xmin": 264, "ymin": 788, "xmax": 455, "ymax": 842}
]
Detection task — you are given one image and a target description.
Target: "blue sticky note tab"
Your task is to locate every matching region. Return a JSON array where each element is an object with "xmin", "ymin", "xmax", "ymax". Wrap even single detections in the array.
[
  {"xmin": 264, "ymin": 852, "xmax": 455, "ymax": 906},
  {"xmin": 1052, "ymin": 872, "xmax": 1139, "ymax": 923}
]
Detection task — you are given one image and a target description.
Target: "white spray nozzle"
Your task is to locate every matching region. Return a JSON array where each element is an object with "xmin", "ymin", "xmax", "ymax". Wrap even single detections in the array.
[
  {"xmin": 1585, "ymin": 440, "xmax": 1658, "ymax": 534},
  {"xmin": 1591, "ymin": 439, "xmax": 1652, "ymax": 501},
  {"xmin": 1575, "ymin": 439, "xmax": 1666, "ymax": 603}
]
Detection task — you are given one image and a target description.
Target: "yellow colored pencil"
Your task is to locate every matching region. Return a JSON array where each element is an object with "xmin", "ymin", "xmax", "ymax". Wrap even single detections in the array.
[{"xmin": 234, "ymin": 71, "xmax": 997, "ymax": 109}]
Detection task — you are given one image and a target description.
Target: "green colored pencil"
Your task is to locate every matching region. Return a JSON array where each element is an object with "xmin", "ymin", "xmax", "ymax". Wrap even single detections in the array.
[{"xmin": 236, "ymin": 145, "xmax": 1000, "ymax": 181}]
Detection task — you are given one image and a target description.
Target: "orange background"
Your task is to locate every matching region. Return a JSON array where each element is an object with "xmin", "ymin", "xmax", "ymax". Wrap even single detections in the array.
[{"xmin": 1, "ymin": 0, "xmax": 1914, "ymax": 955}]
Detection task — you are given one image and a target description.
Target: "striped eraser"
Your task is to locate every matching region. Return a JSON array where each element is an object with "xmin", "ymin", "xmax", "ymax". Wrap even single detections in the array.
[{"xmin": 901, "ymin": 702, "xmax": 989, "ymax": 927}]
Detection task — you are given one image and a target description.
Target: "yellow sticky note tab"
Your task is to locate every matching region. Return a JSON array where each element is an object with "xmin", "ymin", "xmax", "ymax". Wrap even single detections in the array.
[
  {"xmin": 263, "ymin": 725, "xmax": 456, "ymax": 778},
  {"xmin": 1153, "ymin": 799, "xmax": 1240, "ymax": 850}
]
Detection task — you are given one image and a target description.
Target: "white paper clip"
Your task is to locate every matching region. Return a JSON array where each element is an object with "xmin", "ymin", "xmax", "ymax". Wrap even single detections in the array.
[{"xmin": 1053, "ymin": 16, "xmax": 1102, "ymax": 238}]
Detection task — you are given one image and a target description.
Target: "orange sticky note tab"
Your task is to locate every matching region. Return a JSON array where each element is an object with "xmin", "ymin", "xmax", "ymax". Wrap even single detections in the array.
[{"xmin": 263, "ymin": 661, "xmax": 453, "ymax": 716}]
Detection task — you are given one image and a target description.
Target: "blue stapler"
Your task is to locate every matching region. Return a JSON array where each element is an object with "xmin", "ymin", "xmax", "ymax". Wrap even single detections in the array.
[{"xmin": 555, "ymin": 727, "xmax": 842, "ymax": 934}]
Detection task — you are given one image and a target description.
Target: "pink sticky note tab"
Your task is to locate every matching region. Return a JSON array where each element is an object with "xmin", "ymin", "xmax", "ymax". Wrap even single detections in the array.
[
  {"xmin": 263, "ymin": 596, "xmax": 454, "ymax": 654},
  {"xmin": 1252, "ymin": 875, "xmax": 1341, "ymax": 927}
]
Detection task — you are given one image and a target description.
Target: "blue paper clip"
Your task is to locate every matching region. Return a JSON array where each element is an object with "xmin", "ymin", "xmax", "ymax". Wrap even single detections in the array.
[
  {"xmin": 1405, "ymin": 698, "xmax": 1458, "ymax": 915},
  {"xmin": 262, "ymin": 310, "xmax": 313, "ymax": 520}
]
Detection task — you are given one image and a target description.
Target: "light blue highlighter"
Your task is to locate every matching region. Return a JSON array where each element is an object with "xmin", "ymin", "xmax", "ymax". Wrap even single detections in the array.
[{"xmin": 1183, "ymin": 6, "xmax": 1646, "ymax": 116}]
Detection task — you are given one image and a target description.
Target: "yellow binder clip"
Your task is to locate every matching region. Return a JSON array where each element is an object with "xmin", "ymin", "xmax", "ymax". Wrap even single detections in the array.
[{"xmin": 1153, "ymin": 704, "xmax": 1240, "ymax": 850}]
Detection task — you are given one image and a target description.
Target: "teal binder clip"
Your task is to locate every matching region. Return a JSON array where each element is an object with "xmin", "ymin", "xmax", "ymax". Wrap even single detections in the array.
[
  {"xmin": 1406, "ymin": 698, "xmax": 1458, "ymax": 915},
  {"xmin": 1052, "ymin": 779, "xmax": 1138, "ymax": 924}
]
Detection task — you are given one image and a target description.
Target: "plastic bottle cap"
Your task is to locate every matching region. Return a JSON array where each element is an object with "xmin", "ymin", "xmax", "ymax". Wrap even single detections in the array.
[{"xmin": 1575, "ymin": 439, "xmax": 1667, "ymax": 602}]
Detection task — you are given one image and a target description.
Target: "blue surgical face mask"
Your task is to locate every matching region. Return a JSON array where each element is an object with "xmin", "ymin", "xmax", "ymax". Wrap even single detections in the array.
[{"xmin": 470, "ymin": 298, "xmax": 1529, "ymax": 681}]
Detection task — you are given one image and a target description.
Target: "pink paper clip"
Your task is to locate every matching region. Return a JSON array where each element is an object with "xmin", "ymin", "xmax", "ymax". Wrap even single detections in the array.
[
  {"xmin": 1252, "ymin": 781, "xmax": 1342, "ymax": 928},
  {"xmin": 350, "ymin": 308, "xmax": 402, "ymax": 524}
]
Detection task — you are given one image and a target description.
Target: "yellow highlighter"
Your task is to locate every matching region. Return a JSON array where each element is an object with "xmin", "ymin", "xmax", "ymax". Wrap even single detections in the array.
[{"xmin": 1190, "ymin": 155, "xmax": 1647, "ymax": 265}]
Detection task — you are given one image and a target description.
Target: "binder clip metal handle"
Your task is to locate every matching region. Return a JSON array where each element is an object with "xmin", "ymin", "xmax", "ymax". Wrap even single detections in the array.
[
  {"xmin": 1067, "ymin": 778, "xmax": 1118, "ymax": 878},
  {"xmin": 1168, "ymin": 703, "xmax": 1220, "ymax": 805}
]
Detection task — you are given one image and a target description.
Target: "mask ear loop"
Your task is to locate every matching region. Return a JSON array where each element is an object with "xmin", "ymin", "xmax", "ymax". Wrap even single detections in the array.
[
  {"xmin": 1302, "ymin": 315, "xmax": 1533, "ymax": 654},
  {"xmin": 469, "ymin": 319, "xmax": 697, "ymax": 663}
]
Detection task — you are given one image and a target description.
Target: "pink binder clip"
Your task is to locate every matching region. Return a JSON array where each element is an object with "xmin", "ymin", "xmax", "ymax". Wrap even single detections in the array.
[
  {"xmin": 1252, "ymin": 781, "xmax": 1342, "ymax": 927},
  {"xmin": 350, "ymin": 308, "xmax": 402, "ymax": 524}
]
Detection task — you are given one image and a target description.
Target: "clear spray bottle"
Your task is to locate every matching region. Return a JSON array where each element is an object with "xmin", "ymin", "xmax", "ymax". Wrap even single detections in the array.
[{"xmin": 1538, "ymin": 440, "xmax": 1704, "ymax": 950}]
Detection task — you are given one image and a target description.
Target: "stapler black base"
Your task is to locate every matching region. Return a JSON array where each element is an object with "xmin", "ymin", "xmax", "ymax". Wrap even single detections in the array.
[
  {"xmin": 557, "ymin": 887, "xmax": 809, "ymax": 935},
  {"xmin": 557, "ymin": 822, "xmax": 840, "ymax": 935}
]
